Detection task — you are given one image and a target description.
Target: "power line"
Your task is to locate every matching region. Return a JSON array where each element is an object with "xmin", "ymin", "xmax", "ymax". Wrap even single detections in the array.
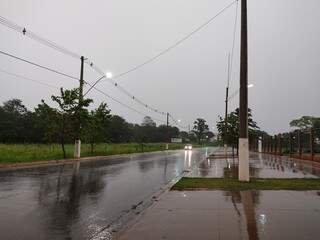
[
  {"xmin": 89, "ymin": 64, "xmax": 167, "ymax": 116},
  {"xmin": 0, "ymin": 66, "xmax": 167, "ymax": 124},
  {"xmin": 229, "ymin": 0, "xmax": 239, "ymax": 83},
  {"xmin": 87, "ymin": 0, "xmax": 238, "ymax": 117},
  {"xmin": 0, "ymin": 1, "xmax": 238, "ymax": 127},
  {"xmin": 107, "ymin": 0, "xmax": 239, "ymax": 81},
  {"xmin": 0, "ymin": 15, "xmax": 81, "ymax": 60},
  {"xmin": 169, "ymin": 114, "xmax": 188, "ymax": 130},
  {"xmin": 228, "ymin": 88, "xmax": 239, "ymax": 101},
  {"xmin": 0, "ymin": 49, "xmax": 167, "ymax": 124},
  {"xmin": 0, "ymin": 68, "xmax": 59, "ymax": 89},
  {"xmin": 89, "ymin": 86, "xmax": 167, "ymax": 124},
  {"xmin": 0, "ymin": 49, "xmax": 79, "ymax": 81},
  {"xmin": 87, "ymin": 0, "xmax": 238, "ymax": 88},
  {"xmin": 0, "ymin": 15, "xmax": 168, "ymax": 116},
  {"xmin": 0, "ymin": 1, "xmax": 237, "ymax": 120}
]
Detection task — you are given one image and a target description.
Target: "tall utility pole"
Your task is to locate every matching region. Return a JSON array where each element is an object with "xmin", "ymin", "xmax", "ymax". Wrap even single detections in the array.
[
  {"xmin": 75, "ymin": 56, "xmax": 85, "ymax": 158},
  {"xmin": 166, "ymin": 112, "xmax": 169, "ymax": 150},
  {"xmin": 238, "ymin": 0, "xmax": 249, "ymax": 181},
  {"xmin": 224, "ymin": 53, "xmax": 231, "ymax": 157}
]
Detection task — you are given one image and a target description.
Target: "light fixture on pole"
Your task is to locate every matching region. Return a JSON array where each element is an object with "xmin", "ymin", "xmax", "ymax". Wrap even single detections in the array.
[{"xmin": 106, "ymin": 72, "xmax": 113, "ymax": 79}]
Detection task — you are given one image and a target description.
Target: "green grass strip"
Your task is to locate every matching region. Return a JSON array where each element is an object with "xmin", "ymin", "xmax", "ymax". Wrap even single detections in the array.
[{"xmin": 172, "ymin": 177, "xmax": 320, "ymax": 191}]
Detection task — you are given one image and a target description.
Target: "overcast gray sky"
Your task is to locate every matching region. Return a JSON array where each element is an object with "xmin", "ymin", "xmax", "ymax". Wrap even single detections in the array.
[{"xmin": 0, "ymin": 0, "xmax": 319, "ymax": 134}]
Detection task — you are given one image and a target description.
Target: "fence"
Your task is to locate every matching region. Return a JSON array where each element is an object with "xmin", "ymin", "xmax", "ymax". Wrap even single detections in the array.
[{"xmin": 252, "ymin": 128, "xmax": 320, "ymax": 162}]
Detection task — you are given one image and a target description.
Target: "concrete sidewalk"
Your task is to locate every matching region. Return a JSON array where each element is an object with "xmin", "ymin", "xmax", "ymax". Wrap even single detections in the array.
[
  {"xmin": 119, "ymin": 190, "xmax": 320, "ymax": 240},
  {"xmin": 118, "ymin": 153, "xmax": 320, "ymax": 240}
]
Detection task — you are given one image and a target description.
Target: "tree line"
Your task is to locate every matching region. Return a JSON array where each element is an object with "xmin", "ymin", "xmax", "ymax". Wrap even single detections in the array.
[
  {"xmin": 0, "ymin": 87, "xmax": 215, "ymax": 157},
  {"xmin": 216, "ymin": 108, "xmax": 320, "ymax": 155}
]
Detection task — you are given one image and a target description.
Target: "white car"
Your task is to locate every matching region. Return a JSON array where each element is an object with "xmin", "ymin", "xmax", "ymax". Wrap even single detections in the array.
[{"xmin": 184, "ymin": 144, "xmax": 192, "ymax": 150}]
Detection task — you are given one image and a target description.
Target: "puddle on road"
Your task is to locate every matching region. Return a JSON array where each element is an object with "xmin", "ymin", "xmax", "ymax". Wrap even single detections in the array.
[{"xmin": 190, "ymin": 153, "xmax": 320, "ymax": 178}]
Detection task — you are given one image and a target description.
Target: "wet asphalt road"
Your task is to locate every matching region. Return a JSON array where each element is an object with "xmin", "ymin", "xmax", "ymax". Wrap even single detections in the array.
[{"xmin": 0, "ymin": 147, "xmax": 214, "ymax": 240}]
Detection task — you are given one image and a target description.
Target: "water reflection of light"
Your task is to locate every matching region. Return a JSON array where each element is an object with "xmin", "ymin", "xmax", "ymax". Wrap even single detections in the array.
[
  {"xmin": 259, "ymin": 213, "xmax": 267, "ymax": 234},
  {"xmin": 205, "ymin": 147, "xmax": 208, "ymax": 157},
  {"xmin": 184, "ymin": 150, "xmax": 192, "ymax": 168},
  {"xmin": 188, "ymin": 150, "xmax": 192, "ymax": 168},
  {"xmin": 259, "ymin": 214, "xmax": 267, "ymax": 225},
  {"xmin": 184, "ymin": 150, "xmax": 187, "ymax": 164}
]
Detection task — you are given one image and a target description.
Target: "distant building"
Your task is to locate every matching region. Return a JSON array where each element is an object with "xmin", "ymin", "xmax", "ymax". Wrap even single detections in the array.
[{"xmin": 171, "ymin": 138, "xmax": 182, "ymax": 143}]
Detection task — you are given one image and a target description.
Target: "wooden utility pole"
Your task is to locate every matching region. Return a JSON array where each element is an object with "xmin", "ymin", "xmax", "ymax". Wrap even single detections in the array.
[
  {"xmin": 238, "ymin": 0, "xmax": 249, "ymax": 181},
  {"xmin": 278, "ymin": 134, "xmax": 282, "ymax": 156},
  {"xmin": 166, "ymin": 113, "xmax": 169, "ymax": 150},
  {"xmin": 297, "ymin": 130, "xmax": 302, "ymax": 157},
  {"xmin": 224, "ymin": 54, "xmax": 230, "ymax": 156},
  {"xmin": 289, "ymin": 132, "xmax": 293, "ymax": 157},
  {"xmin": 274, "ymin": 136, "xmax": 277, "ymax": 154},
  {"xmin": 74, "ymin": 56, "xmax": 85, "ymax": 158},
  {"xmin": 310, "ymin": 128, "xmax": 315, "ymax": 160}
]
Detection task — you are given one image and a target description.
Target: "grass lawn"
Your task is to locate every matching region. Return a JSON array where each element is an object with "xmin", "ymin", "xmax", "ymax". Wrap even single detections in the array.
[
  {"xmin": 172, "ymin": 177, "xmax": 320, "ymax": 191},
  {"xmin": 0, "ymin": 143, "xmax": 189, "ymax": 164}
]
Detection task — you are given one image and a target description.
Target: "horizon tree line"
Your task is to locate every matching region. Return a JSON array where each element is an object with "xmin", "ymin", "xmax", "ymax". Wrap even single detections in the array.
[{"xmin": 0, "ymin": 87, "xmax": 215, "ymax": 157}]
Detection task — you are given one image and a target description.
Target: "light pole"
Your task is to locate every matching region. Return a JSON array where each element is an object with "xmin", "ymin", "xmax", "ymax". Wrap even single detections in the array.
[
  {"xmin": 224, "ymin": 53, "xmax": 231, "ymax": 157},
  {"xmin": 74, "ymin": 56, "xmax": 85, "ymax": 159},
  {"xmin": 239, "ymin": 0, "xmax": 249, "ymax": 182}
]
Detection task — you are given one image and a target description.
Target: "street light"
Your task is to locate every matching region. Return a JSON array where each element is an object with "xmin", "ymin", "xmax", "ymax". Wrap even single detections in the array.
[
  {"xmin": 248, "ymin": 83, "xmax": 254, "ymax": 88},
  {"xmin": 106, "ymin": 72, "xmax": 113, "ymax": 79}
]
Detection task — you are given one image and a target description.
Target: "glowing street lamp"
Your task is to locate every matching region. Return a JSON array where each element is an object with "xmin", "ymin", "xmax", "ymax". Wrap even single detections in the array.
[{"xmin": 106, "ymin": 72, "xmax": 113, "ymax": 79}]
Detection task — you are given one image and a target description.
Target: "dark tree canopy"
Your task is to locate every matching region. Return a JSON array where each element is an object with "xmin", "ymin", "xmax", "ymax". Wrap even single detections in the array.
[
  {"xmin": 290, "ymin": 116, "xmax": 320, "ymax": 130},
  {"xmin": 216, "ymin": 108, "xmax": 260, "ymax": 150},
  {"xmin": 0, "ymin": 95, "xmax": 215, "ymax": 158},
  {"xmin": 141, "ymin": 116, "xmax": 156, "ymax": 127},
  {"xmin": 193, "ymin": 118, "xmax": 209, "ymax": 143}
]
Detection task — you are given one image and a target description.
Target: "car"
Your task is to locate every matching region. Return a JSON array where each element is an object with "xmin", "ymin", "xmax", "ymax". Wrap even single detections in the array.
[{"xmin": 184, "ymin": 144, "xmax": 192, "ymax": 150}]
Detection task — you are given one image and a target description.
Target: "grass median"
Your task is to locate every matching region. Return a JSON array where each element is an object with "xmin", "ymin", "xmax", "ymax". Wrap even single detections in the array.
[
  {"xmin": 0, "ymin": 143, "xmax": 190, "ymax": 164},
  {"xmin": 172, "ymin": 177, "xmax": 320, "ymax": 191}
]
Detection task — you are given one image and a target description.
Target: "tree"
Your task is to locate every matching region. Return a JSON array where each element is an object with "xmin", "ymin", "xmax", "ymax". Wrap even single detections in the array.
[
  {"xmin": 0, "ymin": 99, "xmax": 28, "ymax": 143},
  {"xmin": 51, "ymin": 88, "xmax": 92, "ymax": 158},
  {"xmin": 193, "ymin": 118, "xmax": 209, "ymax": 144},
  {"xmin": 290, "ymin": 116, "xmax": 320, "ymax": 130},
  {"xmin": 179, "ymin": 131, "xmax": 189, "ymax": 142},
  {"xmin": 217, "ymin": 108, "xmax": 259, "ymax": 154},
  {"xmin": 84, "ymin": 102, "xmax": 111, "ymax": 153},
  {"xmin": 156, "ymin": 125, "xmax": 179, "ymax": 142},
  {"xmin": 34, "ymin": 100, "xmax": 59, "ymax": 143},
  {"xmin": 141, "ymin": 116, "xmax": 156, "ymax": 127},
  {"xmin": 204, "ymin": 131, "xmax": 215, "ymax": 140},
  {"xmin": 108, "ymin": 115, "xmax": 133, "ymax": 143},
  {"xmin": 290, "ymin": 116, "xmax": 320, "ymax": 142}
]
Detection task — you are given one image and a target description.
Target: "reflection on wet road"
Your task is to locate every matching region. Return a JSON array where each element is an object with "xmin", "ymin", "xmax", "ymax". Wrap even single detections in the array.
[
  {"xmin": 0, "ymin": 147, "xmax": 214, "ymax": 240},
  {"xmin": 119, "ymin": 187, "xmax": 320, "ymax": 240},
  {"xmin": 187, "ymin": 153, "xmax": 320, "ymax": 240},
  {"xmin": 191, "ymin": 153, "xmax": 320, "ymax": 178}
]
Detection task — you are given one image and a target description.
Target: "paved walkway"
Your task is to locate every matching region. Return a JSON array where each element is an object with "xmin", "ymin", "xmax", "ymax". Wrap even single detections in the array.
[
  {"xmin": 189, "ymin": 152, "xmax": 320, "ymax": 178},
  {"xmin": 118, "ymin": 153, "xmax": 320, "ymax": 240}
]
